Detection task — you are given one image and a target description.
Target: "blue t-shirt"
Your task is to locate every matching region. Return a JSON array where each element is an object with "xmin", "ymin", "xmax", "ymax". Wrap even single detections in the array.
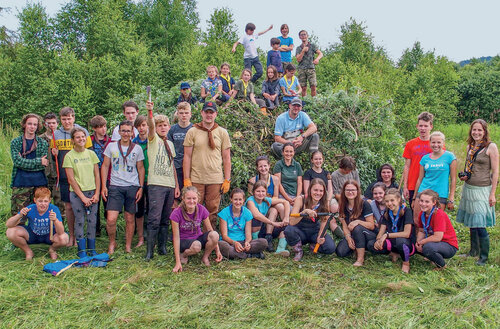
[
  {"xmin": 278, "ymin": 36, "xmax": 294, "ymax": 63},
  {"xmin": 13, "ymin": 138, "xmax": 48, "ymax": 188},
  {"xmin": 267, "ymin": 50, "xmax": 283, "ymax": 72},
  {"xmin": 22, "ymin": 203, "xmax": 62, "ymax": 236},
  {"xmin": 279, "ymin": 76, "xmax": 301, "ymax": 102},
  {"xmin": 245, "ymin": 196, "xmax": 272, "ymax": 216},
  {"xmin": 274, "ymin": 111, "xmax": 313, "ymax": 137},
  {"xmin": 418, "ymin": 151, "xmax": 457, "ymax": 198},
  {"xmin": 218, "ymin": 205, "xmax": 253, "ymax": 242}
]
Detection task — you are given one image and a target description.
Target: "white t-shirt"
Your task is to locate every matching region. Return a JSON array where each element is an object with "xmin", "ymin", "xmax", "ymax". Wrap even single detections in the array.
[
  {"xmin": 104, "ymin": 141, "xmax": 144, "ymax": 187},
  {"xmin": 238, "ymin": 33, "xmax": 259, "ymax": 59},
  {"xmin": 111, "ymin": 125, "xmax": 139, "ymax": 141}
]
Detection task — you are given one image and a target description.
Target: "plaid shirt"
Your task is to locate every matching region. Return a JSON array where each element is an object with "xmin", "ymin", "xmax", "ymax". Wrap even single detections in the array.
[{"xmin": 10, "ymin": 135, "xmax": 48, "ymax": 187}]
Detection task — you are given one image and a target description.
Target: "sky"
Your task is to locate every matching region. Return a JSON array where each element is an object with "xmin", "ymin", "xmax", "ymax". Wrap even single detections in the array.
[{"xmin": 1, "ymin": 0, "xmax": 499, "ymax": 62}]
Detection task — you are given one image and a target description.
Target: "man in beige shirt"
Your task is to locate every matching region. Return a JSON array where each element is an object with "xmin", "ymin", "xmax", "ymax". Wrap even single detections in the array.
[{"xmin": 183, "ymin": 102, "xmax": 232, "ymax": 229}]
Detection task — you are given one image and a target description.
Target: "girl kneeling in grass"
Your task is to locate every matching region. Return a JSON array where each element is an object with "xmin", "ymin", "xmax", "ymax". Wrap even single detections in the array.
[
  {"xmin": 218, "ymin": 188, "xmax": 268, "ymax": 259},
  {"xmin": 415, "ymin": 189, "xmax": 458, "ymax": 269},
  {"xmin": 368, "ymin": 188, "xmax": 415, "ymax": 273},
  {"xmin": 246, "ymin": 180, "xmax": 290, "ymax": 256},
  {"xmin": 170, "ymin": 186, "xmax": 222, "ymax": 273}
]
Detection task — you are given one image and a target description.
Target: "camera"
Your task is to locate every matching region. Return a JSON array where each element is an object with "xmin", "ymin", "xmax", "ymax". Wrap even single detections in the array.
[{"xmin": 458, "ymin": 171, "xmax": 470, "ymax": 180}]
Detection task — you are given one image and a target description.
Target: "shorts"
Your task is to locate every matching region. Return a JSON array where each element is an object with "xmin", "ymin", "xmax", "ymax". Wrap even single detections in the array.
[
  {"xmin": 106, "ymin": 185, "xmax": 139, "ymax": 214},
  {"xmin": 24, "ymin": 226, "xmax": 53, "ymax": 245},
  {"xmin": 439, "ymin": 197, "xmax": 448, "ymax": 206},
  {"xmin": 252, "ymin": 218, "xmax": 265, "ymax": 228},
  {"xmin": 59, "ymin": 181, "xmax": 71, "ymax": 203},
  {"xmin": 297, "ymin": 68, "xmax": 317, "ymax": 87},
  {"xmin": 179, "ymin": 231, "xmax": 210, "ymax": 252}
]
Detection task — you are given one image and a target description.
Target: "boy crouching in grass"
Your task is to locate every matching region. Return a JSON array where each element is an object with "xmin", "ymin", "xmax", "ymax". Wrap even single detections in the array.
[{"xmin": 6, "ymin": 187, "xmax": 68, "ymax": 260}]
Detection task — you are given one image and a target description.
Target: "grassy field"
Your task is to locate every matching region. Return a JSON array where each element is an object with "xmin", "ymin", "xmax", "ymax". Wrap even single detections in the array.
[{"xmin": 0, "ymin": 124, "xmax": 499, "ymax": 328}]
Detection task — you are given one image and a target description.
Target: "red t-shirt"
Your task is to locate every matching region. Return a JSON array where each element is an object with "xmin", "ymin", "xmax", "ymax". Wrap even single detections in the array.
[
  {"xmin": 403, "ymin": 137, "xmax": 432, "ymax": 190},
  {"xmin": 417, "ymin": 208, "xmax": 458, "ymax": 249}
]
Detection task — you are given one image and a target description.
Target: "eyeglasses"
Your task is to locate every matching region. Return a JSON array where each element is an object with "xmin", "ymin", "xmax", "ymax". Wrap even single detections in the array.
[
  {"xmin": 120, "ymin": 130, "xmax": 132, "ymax": 134},
  {"xmin": 345, "ymin": 189, "xmax": 357, "ymax": 193}
]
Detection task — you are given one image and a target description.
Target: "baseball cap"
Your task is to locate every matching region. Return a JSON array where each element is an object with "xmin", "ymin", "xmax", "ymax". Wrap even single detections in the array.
[
  {"xmin": 180, "ymin": 82, "xmax": 191, "ymax": 89},
  {"xmin": 290, "ymin": 98, "xmax": 302, "ymax": 106},
  {"xmin": 202, "ymin": 101, "xmax": 218, "ymax": 112}
]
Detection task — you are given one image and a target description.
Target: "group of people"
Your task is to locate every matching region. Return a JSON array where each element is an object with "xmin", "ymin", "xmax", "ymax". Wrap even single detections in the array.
[
  {"xmin": 5, "ymin": 23, "xmax": 498, "ymax": 274},
  {"xmin": 177, "ymin": 23, "xmax": 323, "ymax": 112}
]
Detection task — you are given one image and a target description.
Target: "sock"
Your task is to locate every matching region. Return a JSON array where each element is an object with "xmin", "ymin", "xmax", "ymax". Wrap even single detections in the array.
[
  {"xmin": 275, "ymin": 238, "xmax": 287, "ymax": 253},
  {"xmin": 333, "ymin": 226, "xmax": 345, "ymax": 239},
  {"xmin": 251, "ymin": 232, "xmax": 259, "ymax": 240}
]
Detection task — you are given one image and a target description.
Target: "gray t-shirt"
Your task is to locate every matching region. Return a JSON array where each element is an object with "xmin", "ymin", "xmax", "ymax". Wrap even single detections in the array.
[
  {"xmin": 296, "ymin": 42, "xmax": 319, "ymax": 70},
  {"xmin": 104, "ymin": 142, "xmax": 144, "ymax": 187},
  {"xmin": 331, "ymin": 169, "xmax": 360, "ymax": 195},
  {"xmin": 167, "ymin": 123, "xmax": 193, "ymax": 169}
]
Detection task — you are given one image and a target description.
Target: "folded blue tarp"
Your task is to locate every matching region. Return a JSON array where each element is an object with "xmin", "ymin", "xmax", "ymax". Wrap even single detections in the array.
[{"xmin": 43, "ymin": 253, "xmax": 112, "ymax": 276}]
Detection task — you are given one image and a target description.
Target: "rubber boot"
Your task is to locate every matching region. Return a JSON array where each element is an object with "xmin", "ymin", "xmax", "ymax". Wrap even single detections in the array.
[
  {"xmin": 460, "ymin": 229, "xmax": 479, "ymax": 257},
  {"xmin": 333, "ymin": 226, "xmax": 345, "ymax": 239},
  {"xmin": 157, "ymin": 226, "xmax": 168, "ymax": 255},
  {"xmin": 275, "ymin": 238, "xmax": 290, "ymax": 257},
  {"xmin": 265, "ymin": 234, "xmax": 274, "ymax": 252},
  {"xmin": 145, "ymin": 228, "xmax": 158, "ymax": 261},
  {"xmin": 476, "ymin": 234, "xmax": 490, "ymax": 266},
  {"xmin": 77, "ymin": 238, "xmax": 87, "ymax": 258},
  {"xmin": 87, "ymin": 238, "xmax": 98, "ymax": 256},
  {"xmin": 293, "ymin": 241, "xmax": 303, "ymax": 261}
]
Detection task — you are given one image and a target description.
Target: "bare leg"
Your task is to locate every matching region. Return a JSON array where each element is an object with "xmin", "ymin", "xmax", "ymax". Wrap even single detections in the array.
[
  {"xmin": 135, "ymin": 216, "xmax": 144, "ymax": 248},
  {"xmin": 412, "ymin": 199, "xmax": 421, "ymax": 226},
  {"xmin": 353, "ymin": 248, "xmax": 365, "ymax": 267},
  {"xmin": 181, "ymin": 241, "xmax": 202, "ymax": 264},
  {"xmin": 65, "ymin": 202, "xmax": 76, "ymax": 246},
  {"xmin": 6, "ymin": 227, "xmax": 33, "ymax": 260},
  {"xmin": 201, "ymin": 232, "xmax": 219, "ymax": 266},
  {"xmin": 48, "ymin": 233, "xmax": 69, "ymax": 260},
  {"xmin": 402, "ymin": 261, "xmax": 410, "ymax": 273},
  {"xmin": 390, "ymin": 252, "xmax": 399, "ymax": 262},
  {"xmin": 267, "ymin": 208, "xmax": 278, "ymax": 234},
  {"xmin": 310, "ymin": 85, "xmax": 317, "ymax": 97},
  {"xmin": 106, "ymin": 210, "xmax": 119, "ymax": 254},
  {"xmin": 124, "ymin": 212, "xmax": 135, "ymax": 253},
  {"xmin": 301, "ymin": 86, "xmax": 307, "ymax": 97}
]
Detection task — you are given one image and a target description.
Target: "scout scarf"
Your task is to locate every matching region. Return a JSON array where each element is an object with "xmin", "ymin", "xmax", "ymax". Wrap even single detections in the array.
[
  {"xmin": 206, "ymin": 77, "xmax": 218, "ymax": 96},
  {"xmin": 193, "ymin": 123, "xmax": 219, "ymax": 150},
  {"xmin": 21, "ymin": 135, "xmax": 37, "ymax": 157},
  {"xmin": 421, "ymin": 206, "xmax": 436, "ymax": 238},
  {"xmin": 242, "ymin": 80, "xmax": 249, "ymax": 98},
  {"xmin": 117, "ymin": 141, "xmax": 136, "ymax": 166},
  {"xmin": 389, "ymin": 205, "xmax": 405, "ymax": 233},
  {"xmin": 229, "ymin": 204, "xmax": 243, "ymax": 230},
  {"xmin": 284, "ymin": 76, "xmax": 295, "ymax": 92},
  {"xmin": 220, "ymin": 74, "xmax": 232, "ymax": 91}
]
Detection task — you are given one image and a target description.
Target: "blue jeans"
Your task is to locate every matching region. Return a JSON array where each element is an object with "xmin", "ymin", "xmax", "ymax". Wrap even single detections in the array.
[{"xmin": 244, "ymin": 56, "xmax": 263, "ymax": 83}]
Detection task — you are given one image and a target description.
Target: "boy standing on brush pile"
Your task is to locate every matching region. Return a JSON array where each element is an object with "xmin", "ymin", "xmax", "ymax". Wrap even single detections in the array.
[
  {"xmin": 296, "ymin": 30, "xmax": 323, "ymax": 97},
  {"xmin": 51, "ymin": 107, "xmax": 93, "ymax": 246},
  {"xmin": 10, "ymin": 114, "xmax": 49, "ymax": 217}
]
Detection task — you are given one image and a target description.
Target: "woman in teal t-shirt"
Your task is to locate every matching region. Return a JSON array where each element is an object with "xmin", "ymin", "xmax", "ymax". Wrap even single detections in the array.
[{"xmin": 273, "ymin": 143, "xmax": 303, "ymax": 206}]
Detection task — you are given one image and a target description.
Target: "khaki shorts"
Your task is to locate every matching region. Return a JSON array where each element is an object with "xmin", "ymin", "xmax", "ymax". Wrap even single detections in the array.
[{"xmin": 297, "ymin": 68, "xmax": 317, "ymax": 87}]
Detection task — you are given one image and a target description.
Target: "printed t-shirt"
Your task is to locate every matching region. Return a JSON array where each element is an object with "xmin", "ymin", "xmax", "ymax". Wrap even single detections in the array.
[
  {"xmin": 183, "ymin": 126, "xmax": 231, "ymax": 185},
  {"xmin": 234, "ymin": 80, "xmax": 255, "ymax": 100},
  {"xmin": 62, "ymin": 149, "xmax": 100, "ymax": 191},
  {"xmin": 274, "ymin": 111, "xmax": 313, "ymax": 138},
  {"xmin": 167, "ymin": 123, "xmax": 193, "ymax": 169},
  {"xmin": 238, "ymin": 33, "xmax": 259, "ymax": 58},
  {"xmin": 342, "ymin": 200, "xmax": 373, "ymax": 225},
  {"xmin": 402, "ymin": 137, "xmax": 432, "ymax": 190},
  {"xmin": 170, "ymin": 204, "xmax": 209, "ymax": 240},
  {"xmin": 273, "ymin": 159, "xmax": 303, "ymax": 197},
  {"xmin": 277, "ymin": 36, "xmax": 294, "ymax": 62},
  {"xmin": 51, "ymin": 124, "xmax": 92, "ymax": 181},
  {"xmin": 279, "ymin": 76, "xmax": 301, "ymax": 102},
  {"xmin": 103, "ymin": 142, "xmax": 144, "ymax": 187},
  {"xmin": 417, "ymin": 208, "xmax": 458, "ymax": 249},
  {"xmin": 296, "ymin": 42, "xmax": 319, "ymax": 69},
  {"xmin": 201, "ymin": 78, "xmax": 222, "ymax": 97},
  {"xmin": 147, "ymin": 133, "xmax": 176, "ymax": 188},
  {"xmin": 245, "ymin": 196, "xmax": 272, "ymax": 215},
  {"xmin": 22, "ymin": 203, "xmax": 62, "ymax": 236},
  {"xmin": 218, "ymin": 206, "xmax": 253, "ymax": 241},
  {"xmin": 418, "ymin": 151, "xmax": 456, "ymax": 198}
]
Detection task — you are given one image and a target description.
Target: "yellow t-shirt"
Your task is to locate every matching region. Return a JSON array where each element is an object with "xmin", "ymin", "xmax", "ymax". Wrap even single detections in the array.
[
  {"xmin": 147, "ymin": 133, "xmax": 176, "ymax": 188},
  {"xmin": 183, "ymin": 126, "xmax": 231, "ymax": 184},
  {"xmin": 62, "ymin": 149, "xmax": 100, "ymax": 191}
]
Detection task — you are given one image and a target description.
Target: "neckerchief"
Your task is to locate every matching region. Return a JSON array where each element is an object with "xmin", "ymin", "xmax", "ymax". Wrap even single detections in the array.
[
  {"xmin": 220, "ymin": 74, "xmax": 232, "ymax": 91},
  {"xmin": 206, "ymin": 77, "xmax": 218, "ymax": 96},
  {"xmin": 242, "ymin": 80, "xmax": 249, "ymax": 98},
  {"xmin": 464, "ymin": 143, "xmax": 485, "ymax": 174},
  {"xmin": 421, "ymin": 206, "xmax": 436, "ymax": 238},
  {"xmin": 229, "ymin": 204, "xmax": 243, "ymax": 230},
  {"xmin": 21, "ymin": 135, "xmax": 37, "ymax": 157},
  {"xmin": 284, "ymin": 76, "xmax": 295, "ymax": 92},
  {"xmin": 117, "ymin": 141, "xmax": 136, "ymax": 166},
  {"xmin": 193, "ymin": 122, "xmax": 219, "ymax": 150},
  {"xmin": 92, "ymin": 134, "xmax": 110, "ymax": 150},
  {"xmin": 389, "ymin": 205, "xmax": 405, "ymax": 233}
]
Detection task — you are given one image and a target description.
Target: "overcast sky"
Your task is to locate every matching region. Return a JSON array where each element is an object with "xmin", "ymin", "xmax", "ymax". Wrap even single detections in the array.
[{"xmin": 2, "ymin": 0, "xmax": 499, "ymax": 62}]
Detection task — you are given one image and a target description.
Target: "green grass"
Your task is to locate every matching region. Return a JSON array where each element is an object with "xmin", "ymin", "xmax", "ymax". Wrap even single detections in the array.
[{"xmin": 0, "ymin": 125, "xmax": 499, "ymax": 328}]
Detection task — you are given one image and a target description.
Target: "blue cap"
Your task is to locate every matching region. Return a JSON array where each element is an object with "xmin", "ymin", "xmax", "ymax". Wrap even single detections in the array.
[{"xmin": 180, "ymin": 82, "xmax": 191, "ymax": 90}]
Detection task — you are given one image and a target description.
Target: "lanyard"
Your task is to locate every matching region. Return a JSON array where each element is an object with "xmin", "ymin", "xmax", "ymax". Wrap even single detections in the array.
[
  {"xmin": 284, "ymin": 76, "xmax": 295, "ymax": 91},
  {"xmin": 229, "ymin": 205, "xmax": 243, "ymax": 230},
  {"xmin": 220, "ymin": 74, "xmax": 232, "ymax": 91},
  {"xmin": 421, "ymin": 206, "xmax": 435, "ymax": 238},
  {"xmin": 242, "ymin": 80, "xmax": 249, "ymax": 98},
  {"xmin": 389, "ymin": 205, "xmax": 404, "ymax": 233}
]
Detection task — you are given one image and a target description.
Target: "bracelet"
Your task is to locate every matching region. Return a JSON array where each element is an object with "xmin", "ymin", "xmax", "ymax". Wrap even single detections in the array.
[{"xmin": 447, "ymin": 200, "xmax": 454, "ymax": 204}]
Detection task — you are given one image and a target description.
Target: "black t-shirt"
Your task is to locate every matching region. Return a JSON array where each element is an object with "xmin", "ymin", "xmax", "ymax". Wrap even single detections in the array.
[
  {"xmin": 342, "ymin": 200, "xmax": 373, "ymax": 225},
  {"xmin": 381, "ymin": 207, "xmax": 413, "ymax": 233},
  {"xmin": 363, "ymin": 181, "xmax": 399, "ymax": 199},
  {"xmin": 303, "ymin": 168, "xmax": 330, "ymax": 186}
]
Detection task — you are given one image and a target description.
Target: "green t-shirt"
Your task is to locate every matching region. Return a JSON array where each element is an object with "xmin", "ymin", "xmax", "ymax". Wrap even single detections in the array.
[
  {"xmin": 62, "ymin": 149, "xmax": 100, "ymax": 192},
  {"xmin": 234, "ymin": 80, "xmax": 255, "ymax": 100},
  {"xmin": 273, "ymin": 159, "xmax": 303, "ymax": 197}
]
